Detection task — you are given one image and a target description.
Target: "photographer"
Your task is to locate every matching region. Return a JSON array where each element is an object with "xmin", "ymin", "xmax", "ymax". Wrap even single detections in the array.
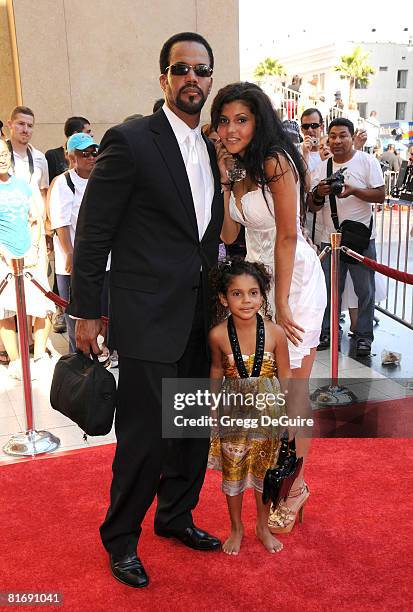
[{"xmin": 308, "ymin": 118, "xmax": 385, "ymax": 356}]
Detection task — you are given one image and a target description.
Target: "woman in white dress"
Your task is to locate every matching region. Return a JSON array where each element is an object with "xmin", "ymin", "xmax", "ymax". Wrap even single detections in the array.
[{"xmin": 211, "ymin": 83, "xmax": 327, "ymax": 533}]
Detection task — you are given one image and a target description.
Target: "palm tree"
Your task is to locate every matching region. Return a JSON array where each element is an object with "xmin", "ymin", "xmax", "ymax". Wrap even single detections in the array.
[
  {"xmin": 334, "ymin": 46, "xmax": 375, "ymax": 105},
  {"xmin": 254, "ymin": 57, "xmax": 285, "ymax": 80}
]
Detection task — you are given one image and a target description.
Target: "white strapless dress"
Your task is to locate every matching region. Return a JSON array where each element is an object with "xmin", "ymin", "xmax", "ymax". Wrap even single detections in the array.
[{"xmin": 230, "ymin": 187, "xmax": 327, "ymax": 369}]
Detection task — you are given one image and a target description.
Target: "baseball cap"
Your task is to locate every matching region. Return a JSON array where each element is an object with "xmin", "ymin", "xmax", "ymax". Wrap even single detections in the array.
[{"xmin": 67, "ymin": 132, "xmax": 99, "ymax": 153}]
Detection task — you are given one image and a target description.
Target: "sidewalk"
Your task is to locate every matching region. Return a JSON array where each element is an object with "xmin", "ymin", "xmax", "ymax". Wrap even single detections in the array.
[{"xmin": 1, "ymin": 312, "xmax": 412, "ymax": 464}]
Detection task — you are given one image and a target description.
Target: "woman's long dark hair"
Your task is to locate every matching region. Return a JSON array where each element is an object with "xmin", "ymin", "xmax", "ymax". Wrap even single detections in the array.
[{"xmin": 210, "ymin": 82, "xmax": 307, "ymax": 217}]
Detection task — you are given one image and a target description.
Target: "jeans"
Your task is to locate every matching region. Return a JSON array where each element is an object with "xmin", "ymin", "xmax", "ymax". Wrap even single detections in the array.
[
  {"xmin": 321, "ymin": 239, "xmax": 376, "ymax": 341},
  {"xmin": 56, "ymin": 271, "xmax": 110, "ymax": 354},
  {"xmin": 56, "ymin": 274, "xmax": 76, "ymax": 352}
]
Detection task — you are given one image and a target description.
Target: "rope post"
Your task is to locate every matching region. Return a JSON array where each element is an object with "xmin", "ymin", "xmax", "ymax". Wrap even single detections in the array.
[
  {"xmin": 330, "ymin": 232, "xmax": 341, "ymax": 385},
  {"xmin": 2, "ymin": 258, "xmax": 60, "ymax": 457},
  {"xmin": 310, "ymin": 235, "xmax": 357, "ymax": 407}
]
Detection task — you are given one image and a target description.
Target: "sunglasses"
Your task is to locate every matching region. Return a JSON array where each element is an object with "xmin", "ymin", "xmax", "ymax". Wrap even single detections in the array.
[
  {"xmin": 165, "ymin": 62, "xmax": 213, "ymax": 78},
  {"xmin": 80, "ymin": 149, "xmax": 98, "ymax": 158},
  {"xmin": 301, "ymin": 122, "xmax": 321, "ymax": 130}
]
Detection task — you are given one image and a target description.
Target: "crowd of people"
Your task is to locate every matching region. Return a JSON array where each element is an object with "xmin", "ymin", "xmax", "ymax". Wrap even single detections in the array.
[{"xmin": 0, "ymin": 30, "xmax": 388, "ymax": 588}]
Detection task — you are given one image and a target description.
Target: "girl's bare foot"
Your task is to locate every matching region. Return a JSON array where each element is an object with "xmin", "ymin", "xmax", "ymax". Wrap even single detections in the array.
[
  {"xmin": 222, "ymin": 526, "xmax": 244, "ymax": 555},
  {"xmin": 256, "ymin": 524, "xmax": 283, "ymax": 553}
]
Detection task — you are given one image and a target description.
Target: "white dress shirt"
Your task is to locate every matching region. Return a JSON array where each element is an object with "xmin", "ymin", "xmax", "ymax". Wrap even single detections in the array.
[{"xmin": 162, "ymin": 104, "xmax": 214, "ymax": 238}]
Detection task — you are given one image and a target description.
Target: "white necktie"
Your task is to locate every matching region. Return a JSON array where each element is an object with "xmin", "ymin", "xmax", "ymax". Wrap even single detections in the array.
[{"xmin": 186, "ymin": 131, "xmax": 205, "ymax": 239}]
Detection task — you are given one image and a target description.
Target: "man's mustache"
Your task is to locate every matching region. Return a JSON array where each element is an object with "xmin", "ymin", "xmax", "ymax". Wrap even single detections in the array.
[{"xmin": 179, "ymin": 85, "xmax": 204, "ymax": 97}]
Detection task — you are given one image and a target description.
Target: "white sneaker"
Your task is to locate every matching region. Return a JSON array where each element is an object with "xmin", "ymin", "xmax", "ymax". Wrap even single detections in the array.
[
  {"xmin": 108, "ymin": 350, "xmax": 118, "ymax": 369},
  {"xmin": 8, "ymin": 359, "xmax": 22, "ymax": 380},
  {"xmin": 31, "ymin": 353, "xmax": 52, "ymax": 380}
]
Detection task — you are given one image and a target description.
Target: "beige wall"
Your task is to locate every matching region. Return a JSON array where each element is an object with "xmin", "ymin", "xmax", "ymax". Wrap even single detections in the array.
[
  {"xmin": 0, "ymin": 0, "xmax": 18, "ymax": 128},
  {"xmin": 7, "ymin": 0, "xmax": 239, "ymax": 151}
]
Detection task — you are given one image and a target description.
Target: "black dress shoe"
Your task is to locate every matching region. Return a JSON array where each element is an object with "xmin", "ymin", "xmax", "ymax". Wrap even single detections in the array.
[
  {"xmin": 155, "ymin": 525, "xmax": 221, "ymax": 551},
  {"xmin": 356, "ymin": 338, "xmax": 372, "ymax": 357},
  {"xmin": 317, "ymin": 334, "xmax": 330, "ymax": 351},
  {"xmin": 109, "ymin": 553, "xmax": 149, "ymax": 588}
]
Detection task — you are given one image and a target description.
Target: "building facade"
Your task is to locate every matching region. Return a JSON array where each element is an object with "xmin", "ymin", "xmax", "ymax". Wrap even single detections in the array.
[
  {"xmin": 277, "ymin": 41, "xmax": 413, "ymax": 124},
  {"xmin": 0, "ymin": 0, "xmax": 240, "ymax": 151}
]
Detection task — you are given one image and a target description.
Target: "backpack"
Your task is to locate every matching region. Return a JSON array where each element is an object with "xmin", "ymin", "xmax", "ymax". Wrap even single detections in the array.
[{"xmin": 64, "ymin": 171, "xmax": 75, "ymax": 194}]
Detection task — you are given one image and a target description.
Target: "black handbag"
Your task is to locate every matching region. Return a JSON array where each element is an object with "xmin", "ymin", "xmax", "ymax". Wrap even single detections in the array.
[
  {"xmin": 50, "ymin": 350, "xmax": 116, "ymax": 436},
  {"xmin": 327, "ymin": 157, "xmax": 372, "ymax": 264},
  {"xmin": 262, "ymin": 431, "xmax": 303, "ymax": 506}
]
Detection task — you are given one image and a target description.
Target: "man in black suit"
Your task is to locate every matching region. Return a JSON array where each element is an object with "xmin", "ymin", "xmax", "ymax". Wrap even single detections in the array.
[{"xmin": 67, "ymin": 32, "xmax": 223, "ymax": 588}]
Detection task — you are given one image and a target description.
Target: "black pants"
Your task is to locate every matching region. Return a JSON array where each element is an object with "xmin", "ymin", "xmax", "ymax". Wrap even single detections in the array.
[{"xmin": 100, "ymin": 286, "xmax": 209, "ymax": 557}]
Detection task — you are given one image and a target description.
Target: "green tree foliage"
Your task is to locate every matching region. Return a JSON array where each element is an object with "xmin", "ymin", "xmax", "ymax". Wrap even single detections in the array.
[
  {"xmin": 254, "ymin": 57, "xmax": 285, "ymax": 79},
  {"xmin": 335, "ymin": 46, "xmax": 375, "ymax": 104}
]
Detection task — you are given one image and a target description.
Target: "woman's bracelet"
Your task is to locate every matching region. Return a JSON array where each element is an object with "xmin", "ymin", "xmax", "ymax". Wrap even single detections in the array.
[{"xmin": 220, "ymin": 181, "xmax": 231, "ymax": 186}]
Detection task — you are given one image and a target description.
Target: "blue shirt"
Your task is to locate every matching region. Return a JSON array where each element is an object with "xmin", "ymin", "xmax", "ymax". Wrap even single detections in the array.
[{"xmin": 0, "ymin": 175, "xmax": 33, "ymax": 258}]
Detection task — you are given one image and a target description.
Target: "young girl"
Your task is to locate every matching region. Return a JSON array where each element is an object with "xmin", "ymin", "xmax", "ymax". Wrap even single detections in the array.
[
  {"xmin": 211, "ymin": 82, "xmax": 327, "ymax": 534},
  {"xmin": 208, "ymin": 259, "xmax": 291, "ymax": 555},
  {"xmin": 0, "ymin": 136, "xmax": 50, "ymax": 378}
]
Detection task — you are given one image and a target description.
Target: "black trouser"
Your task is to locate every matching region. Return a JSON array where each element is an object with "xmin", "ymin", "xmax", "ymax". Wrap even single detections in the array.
[{"xmin": 100, "ymin": 286, "xmax": 209, "ymax": 557}]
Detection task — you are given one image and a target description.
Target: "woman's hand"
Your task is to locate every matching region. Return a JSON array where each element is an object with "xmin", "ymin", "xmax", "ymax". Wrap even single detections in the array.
[
  {"xmin": 215, "ymin": 140, "xmax": 233, "ymax": 184},
  {"xmin": 275, "ymin": 302, "xmax": 304, "ymax": 346}
]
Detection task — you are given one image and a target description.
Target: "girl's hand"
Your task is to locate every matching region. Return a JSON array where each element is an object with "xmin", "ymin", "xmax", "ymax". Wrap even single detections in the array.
[
  {"xmin": 215, "ymin": 140, "xmax": 233, "ymax": 184},
  {"xmin": 275, "ymin": 303, "xmax": 304, "ymax": 346}
]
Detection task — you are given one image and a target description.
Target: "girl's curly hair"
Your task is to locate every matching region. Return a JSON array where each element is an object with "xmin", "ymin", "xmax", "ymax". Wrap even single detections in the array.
[{"xmin": 209, "ymin": 258, "xmax": 273, "ymax": 325}]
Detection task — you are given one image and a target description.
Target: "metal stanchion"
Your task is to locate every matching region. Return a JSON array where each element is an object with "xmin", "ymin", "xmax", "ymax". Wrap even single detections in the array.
[
  {"xmin": 2, "ymin": 258, "xmax": 60, "ymax": 457},
  {"xmin": 311, "ymin": 233, "xmax": 357, "ymax": 407},
  {"xmin": 318, "ymin": 245, "xmax": 332, "ymax": 263}
]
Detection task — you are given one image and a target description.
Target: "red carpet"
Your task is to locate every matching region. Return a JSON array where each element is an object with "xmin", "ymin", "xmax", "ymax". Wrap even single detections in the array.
[
  {"xmin": 1, "ymin": 439, "xmax": 412, "ymax": 612},
  {"xmin": 313, "ymin": 396, "xmax": 413, "ymax": 437}
]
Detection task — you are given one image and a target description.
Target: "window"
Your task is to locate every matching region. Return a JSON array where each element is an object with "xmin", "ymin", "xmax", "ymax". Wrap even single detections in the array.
[
  {"xmin": 397, "ymin": 70, "xmax": 408, "ymax": 88},
  {"xmin": 357, "ymin": 103, "xmax": 367, "ymax": 119},
  {"xmin": 355, "ymin": 78, "xmax": 367, "ymax": 89},
  {"xmin": 379, "ymin": 66, "xmax": 388, "ymax": 71},
  {"xmin": 396, "ymin": 102, "xmax": 406, "ymax": 120}
]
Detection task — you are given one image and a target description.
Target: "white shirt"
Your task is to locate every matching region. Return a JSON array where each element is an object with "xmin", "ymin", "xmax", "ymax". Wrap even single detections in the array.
[
  {"xmin": 162, "ymin": 105, "xmax": 214, "ymax": 238},
  {"xmin": 311, "ymin": 150, "xmax": 384, "ymax": 243},
  {"xmin": 49, "ymin": 169, "xmax": 110, "ymax": 275},
  {"xmin": 12, "ymin": 144, "xmax": 49, "ymax": 190},
  {"xmin": 11, "ymin": 144, "xmax": 49, "ymax": 222},
  {"xmin": 307, "ymin": 151, "xmax": 322, "ymax": 173}
]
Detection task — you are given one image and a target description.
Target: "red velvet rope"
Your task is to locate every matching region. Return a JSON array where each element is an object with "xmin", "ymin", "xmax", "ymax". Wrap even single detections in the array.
[
  {"xmin": 23, "ymin": 248, "xmax": 413, "ymax": 326},
  {"xmin": 25, "ymin": 273, "xmax": 109, "ymax": 324},
  {"xmin": 341, "ymin": 247, "xmax": 413, "ymax": 285}
]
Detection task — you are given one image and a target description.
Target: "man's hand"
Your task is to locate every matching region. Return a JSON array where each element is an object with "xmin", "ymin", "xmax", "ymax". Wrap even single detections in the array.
[
  {"xmin": 354, "ymin": 129, "xmax": 367, "ymax": 151},
  {"xmin": 75, "ymin": 319, "xmax": 107, "ymax": 356},
  {"xmin": 45, "ymin": 235, "xmax": 54, "ymax": 254},
  {"xmin": 301, "ymin": 135, "xmax": 314, "ymax": 156},
  {"xmin": 314, "ymin": 180, "xmax": 331, "ymax": 197},
  {"xmin": 337, "ymin": 184, "xmax": 355, "ymax": 199},
  {"xmin": 65, "ymin": 252, "xmax": 73, "ymax": 274}
]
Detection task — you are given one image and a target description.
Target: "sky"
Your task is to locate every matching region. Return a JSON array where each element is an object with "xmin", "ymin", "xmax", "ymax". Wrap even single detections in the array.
[{"xmin": 239, "ymin": 0, "xmax": 412, "ymax": 74}]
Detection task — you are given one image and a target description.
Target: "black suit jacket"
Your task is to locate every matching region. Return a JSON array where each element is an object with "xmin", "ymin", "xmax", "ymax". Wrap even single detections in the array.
[{"xmin": 67, "ymin": 110, "xmax": 223, "ymax": 362}]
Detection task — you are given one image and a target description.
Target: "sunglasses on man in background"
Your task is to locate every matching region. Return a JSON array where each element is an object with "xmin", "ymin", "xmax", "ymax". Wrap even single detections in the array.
[{"xmin": 301, "ymin": 122, "xmax": 321, "ymax": 130}]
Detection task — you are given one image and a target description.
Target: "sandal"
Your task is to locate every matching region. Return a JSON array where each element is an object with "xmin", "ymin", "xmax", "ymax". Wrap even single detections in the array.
[{"xmin": 268, "ymin": 483, "xmax": 310, "ymax": 534}]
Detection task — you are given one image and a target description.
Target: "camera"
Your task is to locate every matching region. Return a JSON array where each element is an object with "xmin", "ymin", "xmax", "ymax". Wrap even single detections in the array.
[
  {"xmin": 324, "ymin": 167, "xmax": 346, "ymax": 195},
  {"xmin": 391, "ymin": 161, "xmax": 413, "ymax": 202},
  {"xmin": 310, "ymin": 137, "xmax": 319, "ymax": 146}
]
